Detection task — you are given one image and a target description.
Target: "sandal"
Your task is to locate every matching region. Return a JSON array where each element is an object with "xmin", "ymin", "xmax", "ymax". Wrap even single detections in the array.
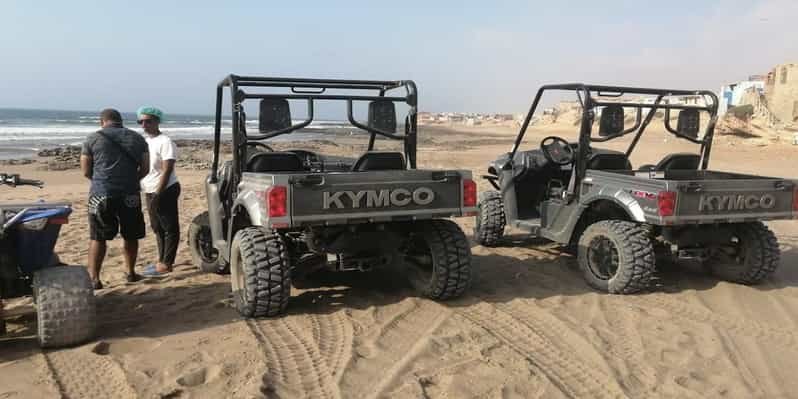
[
  {"xmin": 92, "ymin": 279, "xmax": 104, "ymax": 290},
  {"xmin": 141, "ymin": 264, "xmax": 170, "ymax": 277},
  {"xmin": 126, "ymin": 273, "xmax": 142, "ymax": 283}
]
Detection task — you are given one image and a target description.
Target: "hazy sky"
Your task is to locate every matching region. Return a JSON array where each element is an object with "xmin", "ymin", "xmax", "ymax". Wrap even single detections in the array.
[{"xmin": 1, "ymin": 0, "xmax": 795, "ymax": 115}]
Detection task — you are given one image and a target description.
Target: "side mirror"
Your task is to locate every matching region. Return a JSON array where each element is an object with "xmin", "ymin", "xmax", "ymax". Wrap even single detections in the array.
[
  {"xmin": 677, "ymin": 109, "xmax": 700, "ymax": 138},
  {"xmin": 599, "ymin": 105, "xmax": 624, "ymax": 137},
  {"xmin": 259, "ymin": 98, "xmax": 292, "ymax": 133},
  {"xmin": 368, "ymin": 100, "xmax": 397, "ymax": 133}
]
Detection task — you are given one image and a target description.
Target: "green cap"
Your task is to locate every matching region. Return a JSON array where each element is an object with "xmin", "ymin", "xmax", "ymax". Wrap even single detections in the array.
[{"xmin": 136, "ymin": 106, "xmax": 164, "ymax": 122}]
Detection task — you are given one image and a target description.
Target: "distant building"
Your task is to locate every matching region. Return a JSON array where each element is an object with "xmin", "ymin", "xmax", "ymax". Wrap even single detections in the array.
[
  {"xmin": 764, "ymin": 62, "xmax": 798, "ymax": 123},
  {"xmin": 417, "ymin": 111, "xmax": 523, "ymax": 126},
  {"xmin": 448, "ymin": 114, "xmax": 465, "ymax": 123},
  {"xmin": 417, "ymin": 112, "xmax": 435, "ymax": 124},
  {"xmin": 671, "ymin": 95, "xmax": 706, "ymax": 106},
  {"xmin": 718, "ymin": 76, "xmax": 765, "ymax": 115},
  {"xmin": 465, "ymin": 117, "xmax": 481, "ymax": 126},
  {"xmin": 491, "ymin": 114, "xmax": 514, "ymax": 121}
]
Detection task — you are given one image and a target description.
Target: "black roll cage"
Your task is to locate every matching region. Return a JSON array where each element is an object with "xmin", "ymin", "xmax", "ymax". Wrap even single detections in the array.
[
  {"xmin": 509, "ymin": 84, "xmax": 719, "ymax": 198},
  {"xmin": 210, "ymin": 74, "xmax": 419, "ymax": 183}
]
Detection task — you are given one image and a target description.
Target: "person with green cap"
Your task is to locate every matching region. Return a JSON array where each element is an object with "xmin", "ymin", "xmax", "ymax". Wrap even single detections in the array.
[{"xmin": 137, "ymin": 106, "xmax": 181, "ymax": 276}]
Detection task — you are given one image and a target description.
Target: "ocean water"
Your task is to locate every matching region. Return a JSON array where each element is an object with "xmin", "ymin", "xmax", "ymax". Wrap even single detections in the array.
[{"xmin": 0, "ymin": 108, "xmax": 356, "ymax": 160}]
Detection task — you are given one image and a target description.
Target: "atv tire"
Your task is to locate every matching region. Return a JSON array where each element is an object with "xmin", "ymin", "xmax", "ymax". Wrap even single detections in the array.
[
  {"xmin": 188, "ymin": 212, "xmax": 225, "ymax": 273},
  {"xmin": 407, "ymin": 220, "xmax": 472, "ymax": 300},
  {"xmin": 706, "ymin": 222, "xmax": 780, "ymax": 284},
  {"xmin": 474, "ymin": 190, "xmax": 505, "ymax": 247},
  {"xmin": 230, "ymin": 227, "xmax": 291, "ymax": 318},
  {"xmin": 577, "ymin": 220, "xmax": 655, "ymax": 294},
  {"xmin": 33, "ymin": 266, "xmax": 96, "ymax": 348}
]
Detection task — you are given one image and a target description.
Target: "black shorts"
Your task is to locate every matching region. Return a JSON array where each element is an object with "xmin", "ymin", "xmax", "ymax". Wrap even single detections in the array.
[{"xmin": 88, "ymin": 194, "xmax": 146, "ymax": 241}]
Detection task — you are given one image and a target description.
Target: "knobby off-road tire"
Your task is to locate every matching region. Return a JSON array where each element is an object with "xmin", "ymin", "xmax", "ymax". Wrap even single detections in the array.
[
  {"xmin": 33, "ymin": 266, "xmax": 96, "ymax": 348},
  {"xmin": 408, "ymin": 220, "xmax": 472, "ymax": 300},
  {"xmin": 188, "ymin": 212, "xmax": 225, "ymax": 273},
  {"xmin": 577, "ymin": 220, "xmax": 655, "ymax": 294},
  {"xmin": 706, "ymin": 222, "xmax": 780, "ymax": 284},
  {"xmin": 230, "ymin": 227, "xmax": 291, "ymax": 318},
  {"xmin": 474, "ymin": 191, "xmax": 506, "ymax": 247}
]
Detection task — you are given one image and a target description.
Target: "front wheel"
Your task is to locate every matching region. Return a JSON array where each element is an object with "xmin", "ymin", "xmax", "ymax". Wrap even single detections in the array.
[
  {"xmin": 405, "ymin": 220, "xmax": 472, "ymax": 300},
  {"xmin": 705, "ymin": 222, "xmax": 780, "ymax": 284},
  {"xmin": 34, "ymin": 266, "xmax": 96, "ymax": 348},
  {"xmin": 188, "ymin": 212, "xmax": 225, "ymax": 273},
  {"xmin": 230, "ymin": 227, "xmax": 291, "ymax": 318},
  {"xmin": 474, "ymin": 191, "xmax": 506, "ymax": 247},
  {"xmin": 577, "ymin": 220, "xmax": 655, "ymax": 294}
]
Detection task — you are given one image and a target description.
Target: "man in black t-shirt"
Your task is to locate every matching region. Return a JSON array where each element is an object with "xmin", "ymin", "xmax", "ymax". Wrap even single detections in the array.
[{"xmin": 80, "ymin": 108, "xmax": 150, "ymax": 289}]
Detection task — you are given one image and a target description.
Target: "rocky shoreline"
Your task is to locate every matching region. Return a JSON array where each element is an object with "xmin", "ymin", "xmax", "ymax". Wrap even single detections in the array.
[
  {"xmin": 0, "ymin": 125, "xmax": 513, "ymax": 172},
  {"xmin": 0, "ymin": 138, "xmax": 354, "ymax": 171}
]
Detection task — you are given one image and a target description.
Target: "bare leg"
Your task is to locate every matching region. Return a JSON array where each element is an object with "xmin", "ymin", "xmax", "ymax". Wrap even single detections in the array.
[
  {"xmin": 123, "ymin": 239, "xmax": 138, "ymax": 276},
  {"xmin": 88, "ymin": 240, "xmax": 107, "ymax": 284}
]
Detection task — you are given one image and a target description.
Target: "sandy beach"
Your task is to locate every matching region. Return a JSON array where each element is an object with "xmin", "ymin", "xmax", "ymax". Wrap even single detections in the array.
[{"xmin": 2, "ymin": 122, "xmax": 798, "ymax": 399}]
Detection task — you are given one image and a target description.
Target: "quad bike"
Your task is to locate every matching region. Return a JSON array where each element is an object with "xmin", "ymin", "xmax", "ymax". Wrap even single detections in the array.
[{"xmin": 0, "ymin": 173, "xmax": 96, "ymax": 348}]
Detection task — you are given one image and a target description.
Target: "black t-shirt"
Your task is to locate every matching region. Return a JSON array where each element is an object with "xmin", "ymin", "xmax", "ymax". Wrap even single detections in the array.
[{"xmin": 82, "ymin": 125, "xmax": 148, "ymax": 196}]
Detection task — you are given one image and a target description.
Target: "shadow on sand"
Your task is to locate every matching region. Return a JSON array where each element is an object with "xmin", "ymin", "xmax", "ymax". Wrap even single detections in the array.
[{"xmin": 3, "ymin": 232, "xmax": 796, "ymax": 363}]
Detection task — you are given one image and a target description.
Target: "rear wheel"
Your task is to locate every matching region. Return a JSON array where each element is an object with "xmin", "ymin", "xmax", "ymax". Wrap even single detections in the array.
[
  {"xmin": 474, "ymin": 191, "xmax": 505, "ymax": 247},
  {"xmin": 230, "ymin": 227, "xmax": 291, "ymax": 317},
  {"xmin": 706, "ymin": 222, "xmax": 780, "ymax": 284},
  {"xmin": 188, "ymin": 212, "xmax": 225, "ymax": 273},
  {"xmin": 405, "ymin": 220, "xmax": 472, "ymax": 300},
  {"xmin": 577, "ymin": 220, "xmax": 654, "ymax": 294},
  {"xmin": 34, "ymin": 266, "xmax": 96, "ymax": 348}
]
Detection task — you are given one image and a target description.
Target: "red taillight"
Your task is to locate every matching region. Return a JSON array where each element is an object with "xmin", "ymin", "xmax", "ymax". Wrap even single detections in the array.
[
  {"xmin": 463, "ymin": 179, "xmax": 477, "ymax": 207},
  {"xmin": 267, "ymin": 186, "xmax": 287, "ymax": 217},
  {"xmin": 658, "ymin": 191, "xmax": 677, "ymax": 217},
  {"xmin": 48, "ymin": 217, "xmax": 69, "ymax": 225}
]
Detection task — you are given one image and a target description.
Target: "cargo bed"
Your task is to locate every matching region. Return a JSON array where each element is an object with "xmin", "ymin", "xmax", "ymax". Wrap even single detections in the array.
[
  {"xmin": 585, "ymin": 169, "xmax": 797, "ymax": 224},
  {"xmin": 240, "ymin": 169, "xmax": 476, "ymax": 228}
]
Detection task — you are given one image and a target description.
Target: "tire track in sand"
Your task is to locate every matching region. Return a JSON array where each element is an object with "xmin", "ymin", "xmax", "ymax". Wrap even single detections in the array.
[
  {"xmin": 593, "ymin": 297, "xmax": 660, "ymax": 394},
  {"xmin": 309, "ymin": 311, "xmax": 354, "ymax": 383},
  {"xmin": 456, "ymin": 302, "xmax": 628, "ymax": 399},
  {"xmin": 42, "ymin": 347, "xmax": 136, "ymax": 399},
  {"xmin": 619, "ymin": 294, "xmax": 798, "ymax": 350},
  {"xmin": 247, "ymin": 318, "xmax": 341, "ymax": 399},
  {"xmin": 340, "ymin": 299, "xmax": 450, "ymax": 399}
]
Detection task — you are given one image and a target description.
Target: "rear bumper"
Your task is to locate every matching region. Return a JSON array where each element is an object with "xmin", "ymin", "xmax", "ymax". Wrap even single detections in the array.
[
  {"xmin": 657, "ymin": 211, "xmax": 795, "ymax": 225},
  {"xmin": 281, "ymin": 207, "xmax": 472, "ymax": 227}
]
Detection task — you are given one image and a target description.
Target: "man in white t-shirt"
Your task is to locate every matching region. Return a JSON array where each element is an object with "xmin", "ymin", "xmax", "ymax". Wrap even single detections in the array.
[{"xmin": 137, "ymin": 106, "xmax": 181, "ymax": 276}]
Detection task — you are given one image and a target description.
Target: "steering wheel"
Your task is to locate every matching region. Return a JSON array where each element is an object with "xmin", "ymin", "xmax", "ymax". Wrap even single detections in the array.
[
  {"xmin": 245, "ymin": 142, "xmax": 275, "ymax": 152},
  {"xmin": 287, "ymin": 149, "xmax": 319, "ymax": 162},
  {"xmin": 540, "ymin": 136, "xmax": 575, "ymax": 165},
  {"xmin": 287, "ymin": 149, "xmax": 323, "ymax": 170}
]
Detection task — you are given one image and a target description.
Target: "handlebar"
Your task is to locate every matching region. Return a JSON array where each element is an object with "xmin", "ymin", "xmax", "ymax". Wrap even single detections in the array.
[{"xmin": 0, "ymin": 173, "xmax": 44, "ymax": 188}]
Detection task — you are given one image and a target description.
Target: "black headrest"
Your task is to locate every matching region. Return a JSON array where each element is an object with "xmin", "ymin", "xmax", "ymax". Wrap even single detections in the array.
[
  {"xmin": 656, "ymin": 153, "xmax": 700, "ymax": 171},
  {"xmin": 246, "ymin": 152, "xmax": 304, "ymax": 173},
  {"xmin": 351, "ymin": 151, "xmax": 406, "ymax": 171},
  {"xmin": 677, "ymin": 109, "xmax": 700, "ymax": 138},
  {"xmin": 599, "ymin": 105, "xmax": 625, "ymax": 137},
  {"xmin": 368, "ymin": 100, "xmax": 397, "ymax": 133},
  {"xmin": 259, "ymin": 98, "xmax": 292, "ymax": 133},
  {"xmin": 586, "ymin": 151, "xmax": 632, "ymax": 170}
]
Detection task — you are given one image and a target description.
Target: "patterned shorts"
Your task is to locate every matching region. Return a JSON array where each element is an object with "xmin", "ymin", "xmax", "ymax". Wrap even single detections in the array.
[{"xmin": 87, "ymin": 194, "xmax": 145, "ymax": 241}]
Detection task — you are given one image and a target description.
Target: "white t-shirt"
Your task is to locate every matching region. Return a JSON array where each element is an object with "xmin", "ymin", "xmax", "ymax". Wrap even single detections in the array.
[{"xmin": 141, "ymin": 133, "xmax": 179, "ymax": 193}]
